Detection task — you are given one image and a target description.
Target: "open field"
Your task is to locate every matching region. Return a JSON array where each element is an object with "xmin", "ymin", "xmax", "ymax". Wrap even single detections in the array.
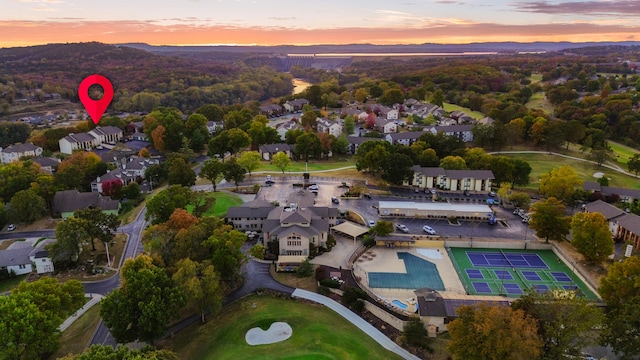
[
  {"xmin": 498, "ymin": 152, "xmax": 640, "ymax": 190},
  {"xmin": 525, "ymin": 92, "xmax": 552, "ymax": 114},
  {"xmin": 162, "ymin": 295, "xmax": 403, "ymax": 360},
  {"xmin": 255, "ymin": 158, "xmax": 355, "ymax": 173},
  {"xmin": 442, "ymin": 103, "xmax": 484, "ymax": 119},
  {"xmin": 48, "ymin": 305, "xmax": 101, "ymax": 359},
  {"xmin": 528, "ymin": 73, "xmax": 543, "ymax": 84},
  {"xmin": 608, "ymin": 140, "xmax": 640, "ymax": 165},
  {"xmin": 186, "ymin": 191, "xmax": 244, "ymax": 218}
]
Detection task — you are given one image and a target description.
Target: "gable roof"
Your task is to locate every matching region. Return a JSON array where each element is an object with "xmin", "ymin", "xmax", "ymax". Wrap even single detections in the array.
[
  {"xmin": 62, "ymin": 133, "xmax": 96, "ymax": 144},
  {"xmin": 90, "ymin": 126, "xmax": 122, "ymax": 136},
  {"xmin": 259, "ymin": 143, "xmax": 293, "ymax": 153},
  {"xmin": 52, "ymin": 190, "xmax": 119, "ymax": 214},
  {"xmin": 616, "ymin": 213, "xmax": 640, "ymax": 235},
  {"xmin": 584, "ymin": 200, "xmax": 626, "ymax": 220},
  {"xmin": 1, "ymin": 142, "xmax": 40, "ymax": 154}
]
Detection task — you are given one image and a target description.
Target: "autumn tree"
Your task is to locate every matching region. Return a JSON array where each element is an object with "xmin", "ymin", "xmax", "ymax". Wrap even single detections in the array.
[
  {"xmin": 151, "ymin": 124, "xmax": 166, "ymax": 152},
  {"xmin": 271, "ymin": 151, "xmax": 291, "ymax": 174},
  {"xmin": 539, "ymin": 165, "xmax": 582, "ymax": 204},
  {"xmin": 371, "ymin": 219, "xmax": 394, "ymax": 236},
  {"xmin": 199, "ymin": 158, "xmax": 225, "ymax": 192},
  {"xmin": 172, "ymin": 258, "xmax": 226, "ymax": 324},
  {"xmin": 512, "ymin": 290, "xmax": 603, "ymax": 359},
  {"xmin": 528, "ymin": 197, "xmax": 570, "ymax": 243},
  {"xmin": 74, "ymin": 207, "xmax": 119, "ymax": 251},
  {"xmin": 55, "ymin": 151, "xmax": 107, "ymax": 191},
  {"xmin": 294, "ymin": 132, "xmax": 322, "ymax": 161},
  {"xmin": 145, "ymin": 185, "xmax": 193, "ymax": 224},
  {"xmin": 61, "ymin": 344, "xmax": 179, "ymax": 360},
  {"xmin": 508, "ymin": 192, "xmax": 531, "ymax": 210},
  {"xmin": 237, "ymin": 150, "xmax": 262, "ymax": 176},
  {"xmin": 599, "ymin": 256, "xmax": 640, "ymax": 357},
  {"xmin": 48, "ymin": 217, "xmax": 89, "ymax": 265},
  {"xmin": 168, "ymin": 157, "xmax": 196, "ymax": 187},
  {"xmin": 300, "ymin": 109, "xmax": 318, "ymax": 128},
  {"xmin": 100, "ymin": 254, "xmax": 186, "ymax": 344},
  {"xmin": 570, "ymin": 212, "xmax": 614, "ymax": 263},
  {"xmin": 447, "ymin": 303, "xmax": 542, "ymax": 360},
  {"xmin": 204, "ymin": 224, "xmax": 246, "ymax": 283},
  {"xmin": 100, "ymin": 178, "xmax": 123, "ymax": 199},
  {"xmin": 222, "ymin": 158, "xmax": 246, "ymax": 191}
]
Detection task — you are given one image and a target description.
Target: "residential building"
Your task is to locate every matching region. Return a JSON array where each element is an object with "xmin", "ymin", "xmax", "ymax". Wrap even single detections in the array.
[
  {"xmin": 583, "ymin": 200, "xmax": 640, "ymax": 249},
  {"xmin": 410, "ymin": 166, "xmax": 494, "ymax": 192},
  {"xmin": 59, "ymin": 133, "xmax": 100, "ymax": 154},
  {"xmin": 283, "ymin": 98, "xmax": 309, "ymax": 112},
  {"xmin": 583, "ymin": 181, "xmax": 640, "ymax": 204},
  {"xmin": 374, "ymin": 117, "xmax": 397, "ymax": 134},
  {"xmin": 88, "ymin": 126, "xmax": 123, "ymax": 145},
  {"xmin": 276, "ymin": 121, "xmax": 303, "ymax": 141},
  {"xmin": 206, "ymin": 121, "xmax": 224, "ymax": 135},
  {"xmin": 316, "ymin": 118, "xmax": 343, "ymax": 138},
  {"xmin": 91, "ymin": 156, "xmax": 159, "ymax": 193},
  {"xmin": 347, "ymin": 136, "xmax": 382, "ymax": 155},
  {"xmin": 259, "ymin": 104, "xmax": 283, "ymax": 117},
  {"xmin": 0, "ymin": 142, "xmax": 43, "ymax": 164},
  {"xmin": 52, "ymin": 189, "xmax": 120, "ymax": 219},
  {"xmin": 32, "ymin": 156, "xmax": 61, "ymax": 174},
  {"xmin": 259, "ymin": 143, "xmax": 294, "ymax": 161},
  {"xmin": 385, "ymin": 131, "xmax": 423, "ymax": 146},
  {"xmin": 424, "ymin": 125, "xmax": 475, "ymax": 142},
  {"xmin": 0, "ymin": 239, "xmax": 55, "ymax": 276}
]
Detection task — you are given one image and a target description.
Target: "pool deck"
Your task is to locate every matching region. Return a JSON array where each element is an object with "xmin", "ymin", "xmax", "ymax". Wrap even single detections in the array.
[{"xmin": 352, "ymin": 246, "xmax": 468, "ymax": 304}]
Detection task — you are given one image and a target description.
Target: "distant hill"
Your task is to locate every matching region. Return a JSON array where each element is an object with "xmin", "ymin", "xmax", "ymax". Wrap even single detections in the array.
[{"xmin": 119, "ymin": 41, "xmax": 640, "ymax": 55}]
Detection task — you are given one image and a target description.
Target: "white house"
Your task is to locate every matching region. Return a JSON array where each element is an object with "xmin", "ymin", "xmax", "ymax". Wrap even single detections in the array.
[
  {"xmin": 0, "ymin": 239, "xmax": 55, "ymax": 276},
  {"xmin": 374, "ymin": 117, "xmax": 397, "ymax": 134},
  {"xmin": 88, "ymin": 126, "xmax": 123, "ymax": 145},
  {"xmin": 1, "ymin": 142, "xmax": 43, "ymax": 164},
  {"xmin": 276, "ymin": 121, "xmax": 303, "ymax": 141},
  {"xmin": 316, "ymin": 118, "xmax": 343, "ymax": 138},
  {"xmin": 59, "ymin": 133, "xmax": 100, "ymax": 154}
]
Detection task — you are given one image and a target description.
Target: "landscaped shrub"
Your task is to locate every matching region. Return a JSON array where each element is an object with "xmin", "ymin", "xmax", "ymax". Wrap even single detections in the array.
[
  {"xmin": 325, "ymin": 234, "xmax": 336, "ymax": 250},
  {"xmin": 296, "ymin": 259, "xmax": 313, "ymax": 278},
  {"xmin": 342, "ymin": 287, "xmax": 367, "ymax": 313},
  {"xmin": 319, "ymin": 278, "xmax": 341, "ymax": 289},
  {"xmin": 249, "ymin": 244, "xmax": 265, "ymax": 259},
  {"xmin": 317, "ymin": 286, "xmax": 330, "ymax": 295},
  {"xmin": 363, "ymin": 235, "xmax": 376, "ymax": 248}
]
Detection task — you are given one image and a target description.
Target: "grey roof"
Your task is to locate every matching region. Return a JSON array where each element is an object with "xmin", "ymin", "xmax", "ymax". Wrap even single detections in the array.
[
  {"xmin": 387, "ymin": 131, "xmax": 424, "ymax": 141},
  {"xmin": 444, "ymin": 169, "xmax": 495, "ymax": 180},
  {"xmin": 1, "ymin": 142, "xmax": 40, "ymax": 154},
  {"xmin": 91, "ymin": 126, "xmax": 122, "ymax": 135},
  {"xmin": 413, "ymin": 166, "xmax": 447, "ymax": 177},
  {"xmin": 0, "ymin": 248, "xmax": 31, "ymax": 267},
  {"xmin": 584, "ymin": 200, "xmax": 626, "ymax": 220},
  {"xmin": 583, "ymin": 181, "xmax": 602, "ymax": 192},
  {"xmin": 63, "ymin": 133, "xmax": 96, "ymax": 143},
  {"xmin": 259, "ymin": 143, "xmax": 293, "ymax": 153},
  {"xmin": 415, "ymin": 288, "xmax": 447, "ymax": 317},
  {"xmin": 287, "ymin": 190, "xmax": 316, "ymax": 208},
  {"xmin": 281, "ymin": 208, "xmax": 312, "ymax": 224},
  {"xmin": 52, "ymin": 190, "xmax": 119, "ymax": 213},
  {"xmin": 601, "ymin": 186, "xmax": 640, "ymax": 198},
  {"xmin": 616, "ymin": 213, "xmax": 640, "ymax": 235},
  {"xmin": 226, "ymin": 200, "xmax": 275, "ymax": 218},
  {"xmin": 32, "ymin": 156, "xmax": 60, "ymax": 168},
  {"xmin": 434, "ymin": 124, "xmax": 474, "ymax": 133}
]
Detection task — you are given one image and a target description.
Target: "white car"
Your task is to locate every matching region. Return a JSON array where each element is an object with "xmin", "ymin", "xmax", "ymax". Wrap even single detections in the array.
[
  {"xmin": 395, "ymin": 224, "xmax": 409, "ymax": 233},
  {"xmin": 368, "ymin": 220, "xmax": 376, "ymax": 227},
  {"xmin": 308, "ymin": 184, "xmax": 319, "ymax": 191},
  {"xmin": 7, "ymin": 224, "xmax": 15, "ymax": 231},
  {"xmin": 422, "ymin": 225, "xmax": 436, "ymax": 235}
]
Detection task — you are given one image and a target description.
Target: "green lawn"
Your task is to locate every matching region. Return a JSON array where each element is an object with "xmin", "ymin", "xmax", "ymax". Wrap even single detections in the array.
[
  {"xmin": 608, "ymin": 140, "xmax": 640, "ymax": 165},
  {"xmin": 528, "ymin": 73, "xmax": 543, "ymax": 84},
  {"xmin": 442, "ymin": 103, "xmax": 485, "ymax": 120},
  {"xmin": 498, "ymin": 153, "xmax": 640, "ymax": 190},
  {"xmin": 187, "ymin": 191, "xmax": 244, "ymax": 217},
  {"xmin": 48, "ymin": 305, "xmax": 101, "ymax": 359},
  {"xmin": 525, "ymin": 92, "xmax": 552, "ymax": 115},
  {"xmin": 0, "ymin": 275, "xmax": 27, "ymax": 293},
  {"xmin": 164, "ymin": 295, "xmax": 403, "ymax": 360},
  {"xmin": 255, "ymin": 158, "xmax": 355, "ymax": 173}
]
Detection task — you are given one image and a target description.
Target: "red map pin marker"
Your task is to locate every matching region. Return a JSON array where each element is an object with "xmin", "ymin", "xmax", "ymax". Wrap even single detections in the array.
[{"xmin": 78, "ymin": 74, "xmax": 113, "ymax": 125}]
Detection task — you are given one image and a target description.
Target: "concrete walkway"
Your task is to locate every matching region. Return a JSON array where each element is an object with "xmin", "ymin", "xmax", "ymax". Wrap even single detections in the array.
[
  {"xmin": 291, "ymin": 289, "xmax": 421, "ymax": 360},
  {"xmin": 60, "ymin": 293, "xmax": 104, "ymax": 331}
]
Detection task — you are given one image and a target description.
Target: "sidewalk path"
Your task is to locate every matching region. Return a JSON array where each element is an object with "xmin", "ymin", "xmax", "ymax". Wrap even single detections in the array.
[
  {"xmin": 60, "ymin": 293, "xmax": 104, "ymax": 331},
  {"xmin": 291, "ymin": 289, "xmax": 421, "ymax": 360}
]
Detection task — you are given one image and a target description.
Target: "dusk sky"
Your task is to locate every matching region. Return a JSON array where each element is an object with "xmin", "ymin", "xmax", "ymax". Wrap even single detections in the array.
[{"xmin": 2, "ymin": 0, "xmax": 640, "ymax": 48}]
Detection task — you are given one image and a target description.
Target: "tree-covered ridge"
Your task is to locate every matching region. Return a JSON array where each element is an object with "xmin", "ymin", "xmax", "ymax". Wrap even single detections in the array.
[{"xmin": 0, "ymin": 42, "xmax": 293, "ymax": 114}]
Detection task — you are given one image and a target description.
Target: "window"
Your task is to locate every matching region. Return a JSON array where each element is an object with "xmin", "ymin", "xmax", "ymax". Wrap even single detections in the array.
[{"xmin": 287, "ymin": 240, "xmax": 302, "ymax": 246}]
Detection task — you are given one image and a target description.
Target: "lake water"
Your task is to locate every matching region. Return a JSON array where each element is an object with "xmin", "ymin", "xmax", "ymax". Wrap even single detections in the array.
[{"xmin": 292, "ymin": 78, "xmax": 311, "ymax": 95}]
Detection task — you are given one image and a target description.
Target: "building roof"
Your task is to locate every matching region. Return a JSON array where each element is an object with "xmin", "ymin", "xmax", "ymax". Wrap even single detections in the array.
[
  {"xmin": 616, "ymin": 213, "xmax": 640, "ymax": 235},
  {"xmin": 444, "ymin": 169, "xmax": 495, "ymax": 180},
  {"xmin": 52, "ymin": 190, "xmax": 119, "ymax": 214},
  {"xmin": 378, "ymin": 201, "xmax": 492, "ymax": 214},
  {"xmin": 387, "ymin": 131, "xmax": 424, "ymax": 141},
  {"xmin": 32, "ymin": 156, "xmax": 60, "ymax": 168},
  {"xmin": 584, "ymin": 200, "xmax": 626, "ymax": 220},
  {"xmin": 413, "ymin": 166, "xmax": 447, "ymax": 177},
  {"xmin": 0, "ymin": 247, "xmax": 31, "ymax": 267},
  {"xmin": 63, "ymin": 133, "xmax": 96, "ymax": 144},
  {"xmin": 347, "ymin": 136, "xmax": 382, "ymax": 145},
  {"xmin": 287, "ymin": 189, "xmax": 315, "ymax": 208},
  {"xmin": 90, "ymin": 126, "xmax": 122, "ymax": 136},
  {"xmin": 330, "ymin": 221, "xmax": 370, "ymax": 239},
  {"xmin": 226, "ymin": 199, "xmax": 275, "ymax": 218},
  {"xmin": 259, "ymin": 143, "xmax": 293, "ymax": 153},
  {"xmin": 1, "ymin": 142, "xmax": 40, "ymax": 154}
]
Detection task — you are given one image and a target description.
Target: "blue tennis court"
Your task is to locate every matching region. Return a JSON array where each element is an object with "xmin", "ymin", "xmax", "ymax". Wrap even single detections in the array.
[
  {"xmin": 551, "ymin": 272, "xmax": 572, "ymax": 282},
  {"xmin": 494, "ymin": 270, "xmax": 513, "ymax": 280},
  {"xmin": 533, "ymin": 284, "xmax": 550, "ymax": 293},
  {"xmin": 502, "ymin": 283, "xmax": 524, "ymax": 295},
  {"xmin": 466, "ymin": 269, "xmax": 484, "ymax": 279},
  {"xmin": 467, "ymin": 251, "xmax": 549, "ymax": 268},
  {"xmin": 522, "ymin": 271, "xmax": 542, "ymax": 281},
  {"xmin": 472, "ymin": 282, "xmax": 492, "ymax": 293}
]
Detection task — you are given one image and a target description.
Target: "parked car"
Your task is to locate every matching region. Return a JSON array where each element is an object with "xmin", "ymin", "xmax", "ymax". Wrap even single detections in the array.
[
  {"xmin": 422, "ymin": 225, "xmax": 436, "ymax": 235},
  {"xmin": 331, "ymin": 196, "xmax": 340, "ymax": 204},
  {"xmin": 368, "ymin": 220, "xmax": 376, "ymax": 227},
  {"xmin": 395, "ymin": 224, "xmax": 409, "ymax": 233},
  {"xmin": 7, "ymin": 224, "xmax": 15, "ymax": 231},
  {"xmin": 489, "ymin": 191, "xmax": 496, "ymax": 197},
  {"xmin": 308, "ymin": 184, "xmax": 319, "ymax": 191},
  {"xmin": 363, "ymin": 193, "xmax": 372, "ymax": 199}
]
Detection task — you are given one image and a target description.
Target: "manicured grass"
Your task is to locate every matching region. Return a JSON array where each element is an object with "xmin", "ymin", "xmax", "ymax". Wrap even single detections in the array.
[
  {"xmin": 48, "ymin": 305, "xmax": 101, "ymax": 360},
  {"xmin": 525, "ymin": 92, "xmax": 552, "ymax": 115},
  {"xmin": 0, "ymin": 275, "xmax": 27, "ymax": 293},
  {"xmin": 187, "ymin": 191, "xmax": 244, "ymax": 218},
  {"xmin": 608, "ymin": 140, "xmax": 640, "ymax": 165},
  {"xmin": 442, "ymin": 103, "xmax": 485, "ymax": 120},
  {"xmin": 164, "ymin": 295, "xmax": 403, "ymax": 360},
  {"xmin": 255, "ymin": 158, "xmax": 355, "ymax": 173},
  {"xmin": 528, "ymin": 73, "xmax": 543, "ymax": 84},
  {"xmin": 498, "ymin": 153, "xmax": 640, "ymax": 190}
]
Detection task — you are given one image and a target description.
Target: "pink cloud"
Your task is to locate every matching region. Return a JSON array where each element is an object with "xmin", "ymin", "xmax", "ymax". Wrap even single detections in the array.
[{"xmin": 0, "ymin": 19, "xmax": 639, "ymax": 48}]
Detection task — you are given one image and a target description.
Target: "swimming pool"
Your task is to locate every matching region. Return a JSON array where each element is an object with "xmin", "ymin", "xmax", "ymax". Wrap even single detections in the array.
[{"xmin": 392, "ymin": 299, "xmax": 408, "ymax": 309}]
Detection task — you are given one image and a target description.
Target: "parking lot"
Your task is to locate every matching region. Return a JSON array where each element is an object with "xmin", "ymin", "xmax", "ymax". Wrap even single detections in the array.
[{"xmin": 257, "ymin": 178, "xmax": 535, "ymax": 241}]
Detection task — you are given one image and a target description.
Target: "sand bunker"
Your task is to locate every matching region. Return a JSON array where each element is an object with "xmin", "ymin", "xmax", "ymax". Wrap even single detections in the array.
[
  {"xmin": 593, "ymin": 172, "xmax": 605, "ymax": 179},
  {"xmin": 245, "ymin": 322, "xmax": 292, "ymax": 345},
  {"xmin": 417, "ymin": 248, "xmax": 443, "ymax": 260}
]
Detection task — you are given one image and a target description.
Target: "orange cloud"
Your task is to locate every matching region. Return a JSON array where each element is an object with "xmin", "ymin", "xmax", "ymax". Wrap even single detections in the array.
[{"xmin": 1, "ymin": 20, "xmax": 638, "ymax": 48}]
